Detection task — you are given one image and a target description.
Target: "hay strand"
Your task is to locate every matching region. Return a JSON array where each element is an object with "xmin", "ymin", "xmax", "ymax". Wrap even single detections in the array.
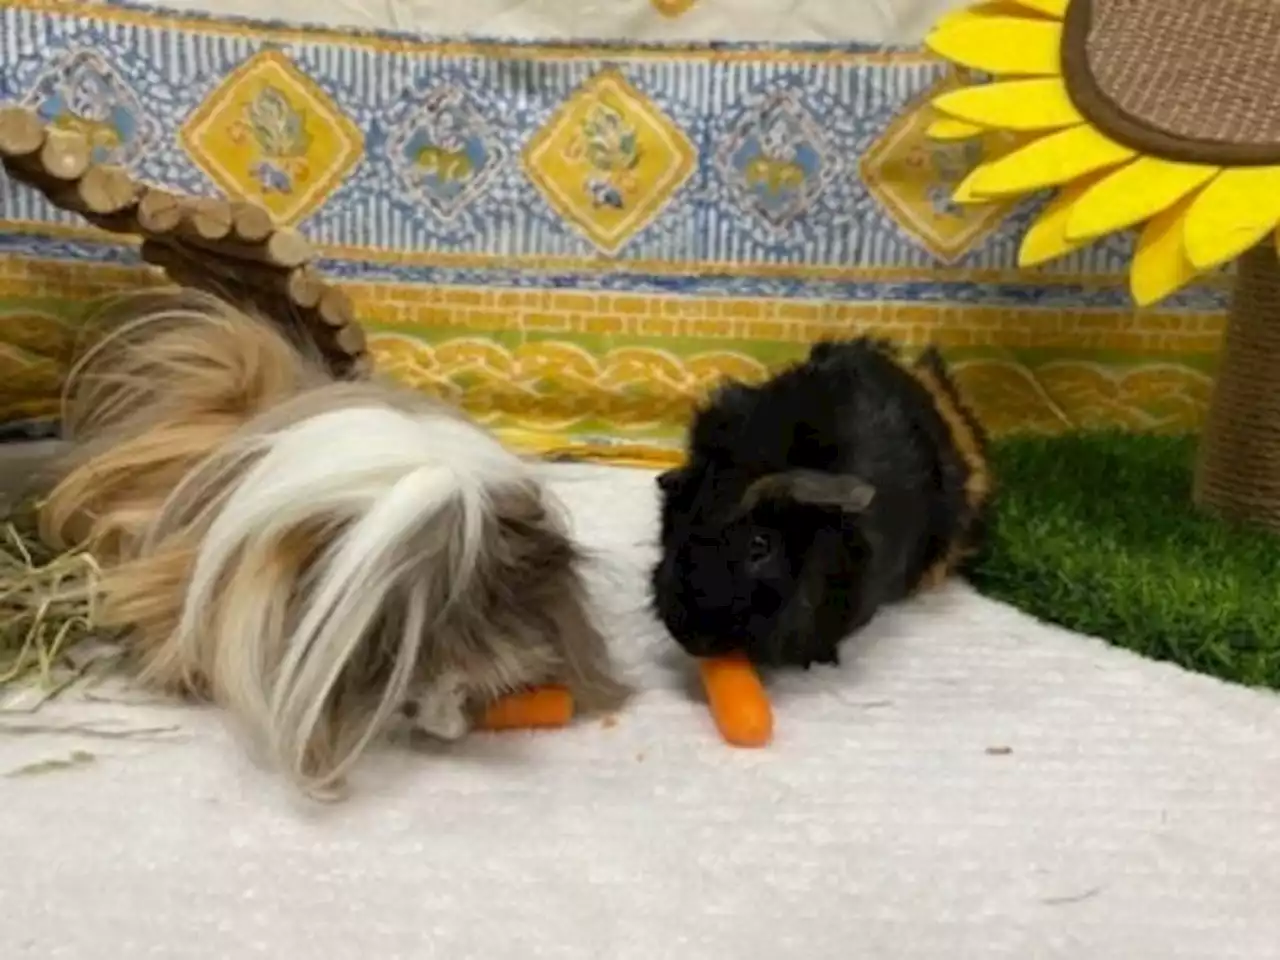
[{"xmin": 0, "ymin": 502, "xmax": 107, "ymax": 691}]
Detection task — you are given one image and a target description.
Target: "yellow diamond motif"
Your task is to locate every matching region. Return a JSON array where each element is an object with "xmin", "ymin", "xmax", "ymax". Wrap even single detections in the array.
[
  {"xmin": 180, "ymin": 50, "xmax": 363, "ymax": 225},
  {"xmin": 860, "ymin": 75, "xmax": 1020, "ymax": 264},
  {"xmin": 524, "ymin": 68, "xmax": 697, "ymax": 255}
]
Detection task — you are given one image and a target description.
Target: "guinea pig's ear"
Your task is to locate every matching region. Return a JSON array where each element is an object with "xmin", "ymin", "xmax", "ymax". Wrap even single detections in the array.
[{"xmin": 744, "ymin": 469, "xmax": 875, "ymax": 514}]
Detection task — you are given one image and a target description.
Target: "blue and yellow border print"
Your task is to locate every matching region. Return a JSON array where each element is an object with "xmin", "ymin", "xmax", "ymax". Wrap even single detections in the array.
[{"xmin": 0, "ymin": 0, "xmax": 1227, "ymax": 456}]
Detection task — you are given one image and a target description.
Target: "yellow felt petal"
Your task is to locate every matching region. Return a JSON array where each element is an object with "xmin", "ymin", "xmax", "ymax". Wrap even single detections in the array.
[
  {"xmin": 924, "ymin": 17, "xmax": 1063, "ymax": 76},
  {"xmin": 1184, "ymin": 167, "xmax": 1280, "ymax": 271},
  {"xmin": 1009, "ymin": 0, "xmax": 1068, "ymax": 17},
  {"xmin": 952, "ymin": 163, "xmax": 996, "ymax": 205},
  {"xmin": 949, "ymin": 130, "xmax": 1050, "ymax": 204},
  {"xmin": 1131, "ymin": 199, "xmax": 1199, "ymax": 307},
  {"xmin": 968, "ymin": 125, "xmax": 1135, "ymax": 198},
  {"xmin": 1018, "ymin": 173, "xmax": 1107, "ymax": 267},
  {"xmin": 926, "ymin": 117, "xmax": 985, "ymax": 140},
  {"xmin": 1065, "ymin": 159, "xmax": 1220, "ymax": 241},
  {"xmin": 932, "ymin": 78, "xmax": 1081, "ymax": 132}
]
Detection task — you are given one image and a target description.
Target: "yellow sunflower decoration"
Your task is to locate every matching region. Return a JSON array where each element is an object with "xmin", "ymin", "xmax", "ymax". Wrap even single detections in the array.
[
  {"xmin": 922, "ymin": 0, "xmax": 1280, "ymax": 307},
  {"xmin": 919, "ymin": 0, "xmax": 1280, "ymax": 532}
]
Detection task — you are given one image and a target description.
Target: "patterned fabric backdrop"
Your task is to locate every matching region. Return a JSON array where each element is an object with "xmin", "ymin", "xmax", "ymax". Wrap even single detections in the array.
[{"xmin": 0, "ymin": 0, "xmax": 1227, "ymax": 460}]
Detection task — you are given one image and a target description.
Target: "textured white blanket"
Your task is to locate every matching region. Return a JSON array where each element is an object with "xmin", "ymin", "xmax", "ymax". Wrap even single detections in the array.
[{"xmin": 3, "ymin": 463, "xmax": 1279, "ymax": 959}]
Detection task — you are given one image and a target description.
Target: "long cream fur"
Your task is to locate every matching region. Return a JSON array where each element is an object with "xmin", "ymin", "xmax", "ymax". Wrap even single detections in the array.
[{"xmin": 41, "ymin": 291, "xmax": 627, "ymax": 794}]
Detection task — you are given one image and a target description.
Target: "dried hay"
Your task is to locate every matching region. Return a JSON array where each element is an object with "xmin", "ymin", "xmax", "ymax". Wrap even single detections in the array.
[{"xmin": 0, "ymin": 500, "xmax": 105, "ymax": 692}]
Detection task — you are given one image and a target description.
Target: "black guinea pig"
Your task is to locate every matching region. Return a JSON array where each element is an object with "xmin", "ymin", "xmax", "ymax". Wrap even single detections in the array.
[{"xmin": 650, "ymin": 337, "xmax": 992, "ymax": 669}]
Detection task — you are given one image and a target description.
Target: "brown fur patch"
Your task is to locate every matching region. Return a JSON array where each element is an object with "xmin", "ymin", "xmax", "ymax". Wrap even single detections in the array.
[
  {"xmin": 901, "ymin": 353, "xmax": 993, "ymax": 592},
  {"xmin": 906, "ymin": 363, "xmax": 992, "ymax": 513}
]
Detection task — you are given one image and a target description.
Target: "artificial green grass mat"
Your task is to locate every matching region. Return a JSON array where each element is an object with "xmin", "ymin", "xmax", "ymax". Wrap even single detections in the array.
[{"xmin": 968, "ymin": 431, "xmax": 1280, "ymax": 690}]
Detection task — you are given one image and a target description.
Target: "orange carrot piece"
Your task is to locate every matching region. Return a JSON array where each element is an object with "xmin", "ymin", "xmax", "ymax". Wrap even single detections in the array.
[
  {"xmin": 478, "ymin": 685, "xmax": 574, "ymax": 731},
  {"xmin": 698, "ymin": 653, "xmax": 773, "ymax": 747}
]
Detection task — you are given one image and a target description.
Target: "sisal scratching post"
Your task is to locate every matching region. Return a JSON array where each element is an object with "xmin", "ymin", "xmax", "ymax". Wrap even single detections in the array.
[
  {"xmin": 1193, "ymin": 245, "xmax": 1280, "ymax": 530},
  {"xmin": 0, "ymin": 105, "xmax": 369, "ymax": 380}
]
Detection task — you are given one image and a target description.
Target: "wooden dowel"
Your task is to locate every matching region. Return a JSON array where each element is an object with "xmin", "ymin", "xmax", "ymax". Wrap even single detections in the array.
[
  {"xmin": 137, "ymin": 188, "xmax": 183, "ymax": 234},
  {"xmin": 231, "ymin": 200, "xmax": 273, "ymax": 243},
  {"xmin": 180, "ymin": 196, "xmax": 234, "ymax": 242},
  {"xmin": 38, "ymin": 129, "xmax": 91, "ymax": 181},
  {"xmin": 286, "ymin": 265, "xmax": 325, "ymax": 308},
  {"xmin": 74, "ymin": 165, "xmax": 138, "ymax": 215},
  {"xmin": 0, "ymin": 106, "xmax": 45, "ymax": 160},
  {"xmin": 317, "ymin": 285, "xmax": 355, "ymax": 329},
  {"xmin": 332, "ymin": 321, "xmax": 366, "ymax": 356}
]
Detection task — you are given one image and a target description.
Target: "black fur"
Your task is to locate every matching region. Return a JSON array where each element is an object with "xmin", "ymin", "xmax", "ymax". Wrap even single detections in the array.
[{"xmin": 650, "ymin": 338, "xmax": 990, "ymax": 669}]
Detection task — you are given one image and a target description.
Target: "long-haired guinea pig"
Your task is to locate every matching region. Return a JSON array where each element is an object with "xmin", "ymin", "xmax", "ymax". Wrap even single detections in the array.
[
  {"xmin": 40, "ymin": 290, "xmax": 629, "ymax": 795},
  {"xmin": 651, "ymin": 338, "xmax": 992, "ymax": 669}
]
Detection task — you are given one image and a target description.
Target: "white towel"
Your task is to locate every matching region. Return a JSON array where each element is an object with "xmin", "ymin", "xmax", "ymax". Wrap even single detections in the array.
[{"xmin": 2, "ymin": 463, "xmax": 1279, "ymax": 959}]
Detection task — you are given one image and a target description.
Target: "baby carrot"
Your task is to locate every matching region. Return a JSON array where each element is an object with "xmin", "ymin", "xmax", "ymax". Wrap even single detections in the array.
[
  {"xmin": 478, "ymin": 685, "xmax": 574, "ymax": 731},
  {"xmin": 698, "ymin": 653, "xmax": 773, "ymax": 747}
]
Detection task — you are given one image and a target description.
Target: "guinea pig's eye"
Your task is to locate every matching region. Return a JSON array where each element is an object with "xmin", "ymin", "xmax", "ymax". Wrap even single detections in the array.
[{"xmin": 745, "ymin": 530, "xmax": 778, "ymax": 570}]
